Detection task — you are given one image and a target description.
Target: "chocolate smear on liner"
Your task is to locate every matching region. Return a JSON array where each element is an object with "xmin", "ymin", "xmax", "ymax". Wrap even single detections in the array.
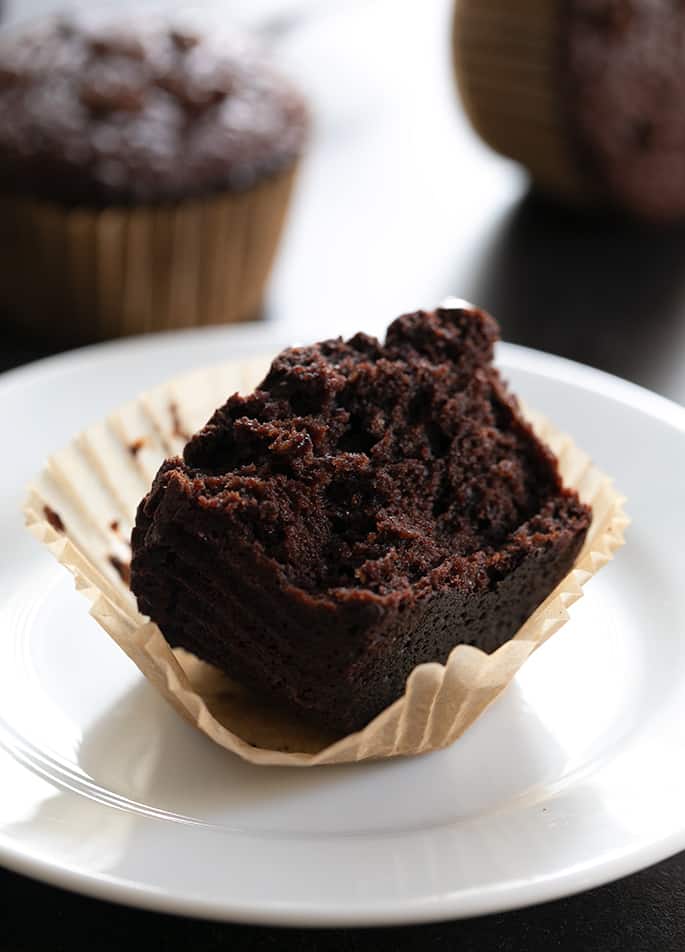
[
  {"xmin": 109, "ymin": 555, "xmax": 131, "ymax": 587},
  {"xmin": 169, "ymin": 401, "xmax": 190, "ymax": 442},
  {"xmin": 129, "ymin": 437, "xmax": 146, "ymax": 456},
  {"xmin": 43, "ymin": 505, "xmax": 65, "ymax": 532}
]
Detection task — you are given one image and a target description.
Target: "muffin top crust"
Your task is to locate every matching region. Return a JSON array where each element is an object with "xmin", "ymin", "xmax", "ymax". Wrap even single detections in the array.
[{"xmin": 0, "ymin": 13, "xmax": 307, "ymax": 205}]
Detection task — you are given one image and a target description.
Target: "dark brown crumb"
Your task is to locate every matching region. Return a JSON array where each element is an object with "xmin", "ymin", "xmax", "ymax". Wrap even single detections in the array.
[
  {"xmin": 129, "ymin": 438, "xmax": 146, "ymax": 456},
  {"xmin": 170, "ymin": 29, "xmax": 200, "ymax": 53},
  {"xmin": 43, "ymin": 505, "xmax": 65, "ymax": 533},
  {"xmin": 109, "ymin": 554, "xmax": 131, "ymax": 586},
  {"xmin": 131, "ymin": 304, "xmax": 591, "ymax": 734},
  {"xmin": 110, "ymin": 519, "xmax": 120, "ymax": 533}
]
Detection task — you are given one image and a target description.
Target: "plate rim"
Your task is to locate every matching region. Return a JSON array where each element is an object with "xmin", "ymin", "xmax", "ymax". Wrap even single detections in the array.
[
  {"xmin": 2, "ymin": 831, "xmax": 684, "ymax": 927},
  {"xmin": 0, "ymin": 328, "xmax": 683, "ymax": 926}
]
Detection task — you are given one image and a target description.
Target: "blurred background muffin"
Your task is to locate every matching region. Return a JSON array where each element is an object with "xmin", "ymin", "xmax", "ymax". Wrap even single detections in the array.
[
  {"xmin": 453, "ymin": 0, "xmax": 685, "ymax": 223},
  {"xmin": 0, "ymin": 12, "xmax": 307, "ymax": 344}
]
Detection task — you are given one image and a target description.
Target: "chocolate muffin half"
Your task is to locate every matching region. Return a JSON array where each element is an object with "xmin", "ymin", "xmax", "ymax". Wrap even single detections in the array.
[{"xmin": 131, "ymin": 304, "xmax": 591, "ymax": 735}]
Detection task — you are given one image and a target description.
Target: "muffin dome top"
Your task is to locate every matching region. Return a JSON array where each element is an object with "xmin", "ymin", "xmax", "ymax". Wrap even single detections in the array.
[
  {"xmin": 562, "ymin": 0, "xmax": 685, "ymax": 221},
  {"xmin": 0, "ymin": 14, "xmax": 307, "ymax": 205}
]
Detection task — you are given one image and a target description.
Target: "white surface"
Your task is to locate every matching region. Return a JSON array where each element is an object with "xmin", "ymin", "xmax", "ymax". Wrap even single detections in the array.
[{"xmin": 0, "ymin": 327, "xmax": 683, "ymax": 925}]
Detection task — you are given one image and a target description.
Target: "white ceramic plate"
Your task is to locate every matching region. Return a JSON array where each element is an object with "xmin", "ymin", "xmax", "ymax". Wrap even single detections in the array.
[{"xmin": 0, "ymin": 326, "xmax": 683, "ymax": 927}]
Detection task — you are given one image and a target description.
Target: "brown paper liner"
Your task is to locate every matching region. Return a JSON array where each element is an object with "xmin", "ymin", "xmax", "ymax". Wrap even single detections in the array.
[
  {"xmin": 0, "ymin": 166, "xmax": 297, "ymax": 345},
  {"xmin": 23, "ymin": 357, "xmax": 628, "ymax": 766},
  {"xmin": 452, "ymin": 0, "xmax": 594, "ymax": 202}
]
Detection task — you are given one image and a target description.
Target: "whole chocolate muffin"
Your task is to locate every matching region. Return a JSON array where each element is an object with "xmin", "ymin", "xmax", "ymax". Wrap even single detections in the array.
[
  {"xmin": 453, "ymin": 0, "xmax": 685, "ymax": 222},
  {"xmin": 131, "ymin": 304, "xmax": 591, "ymax": 735},
  {"xmin": 0, "ymin": 13, "xmax": 307, "ymax": 340}
]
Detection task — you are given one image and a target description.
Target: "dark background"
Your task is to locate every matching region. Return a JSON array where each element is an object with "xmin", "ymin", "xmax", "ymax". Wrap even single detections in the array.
[
  {"xmin": 2, "ymin": 849, "xmax": 685, "ymax": 952},
  {"xmin": 2, "ymin": 0, "xmax": 684, "ymax": 949}
]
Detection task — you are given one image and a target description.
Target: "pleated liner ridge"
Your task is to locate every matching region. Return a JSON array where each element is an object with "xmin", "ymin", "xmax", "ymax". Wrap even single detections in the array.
[
  {"xmin": 0, "ymin": 166, "xmax": 296, "ymax": 344},
  {"xmin": 452, "ymin": 0, "xmax": 593, "ymax": 202}
]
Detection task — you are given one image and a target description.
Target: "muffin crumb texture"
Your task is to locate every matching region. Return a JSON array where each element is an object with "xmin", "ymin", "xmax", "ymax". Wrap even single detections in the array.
[{"xmin": 131, "ymin": 306, "xmax": 591, "ymax": 733}]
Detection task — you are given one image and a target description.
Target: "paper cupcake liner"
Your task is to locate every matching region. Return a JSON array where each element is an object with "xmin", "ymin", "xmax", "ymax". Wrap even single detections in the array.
[
  {"xmin": 23, "ymin": 356, "xmax": 628, "ymax": 766},
  {"xmin": 452, "ymin": 0, "xmax": 592, "ymax": 202},
  {"xmin": 0, "ymin": 167, "xmax": 296, "ymax": 345}
]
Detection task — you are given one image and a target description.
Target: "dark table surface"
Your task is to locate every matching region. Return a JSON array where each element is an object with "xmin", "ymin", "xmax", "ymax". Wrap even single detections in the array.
[{"xmin": 2, "ymin": 1, "xmax": 685, "ymax": 950}]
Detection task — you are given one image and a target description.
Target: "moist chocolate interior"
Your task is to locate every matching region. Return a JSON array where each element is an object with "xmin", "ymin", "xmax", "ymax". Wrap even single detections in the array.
[{"xmin": 177, "ymin": 307, "xmax": 569, "ymax": 597}]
